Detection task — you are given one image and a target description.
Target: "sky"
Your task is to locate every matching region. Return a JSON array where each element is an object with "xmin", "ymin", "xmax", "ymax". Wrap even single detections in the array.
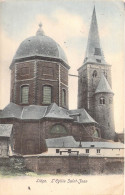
[{"xmin": 0, "ymin": 0, "xmax": 124, "ymax": 133}]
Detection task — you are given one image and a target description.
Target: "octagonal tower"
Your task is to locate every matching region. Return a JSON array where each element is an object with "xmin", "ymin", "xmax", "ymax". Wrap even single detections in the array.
[{"xmin": 10, "ymin": 24, "xmax": 70, "ymax": 109}]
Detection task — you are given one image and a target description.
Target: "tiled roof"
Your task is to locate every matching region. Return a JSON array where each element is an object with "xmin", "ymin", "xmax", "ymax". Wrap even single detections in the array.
[
  {"xmin": 68, "ymin": 108, "xmax": 97, "ymax": 123},
  {"xmin": 46, "ymin": 136, "xmax": 79, "ymax": 148},
  {"xmin": 95, "ymin": 74, "xmax": 113, "ymax": 94},
  {"xmin": 80, "ymin": 141, "xmax": 124, "ymax": 149},
  {"xmin": 0, "ymin": 102, "xmax": 97, "ymax": 124},
  {"xmin": 21, "ymin": 105, "xmax": 47, "ymax": 120},
  {"xmin": 46, "ymin": 136, "xmax": 124, "ymax": 149},
  {"xmin": 45, "ymin": 103, "xmax": 72, "ymax": 120},
  {"xmin": 0, "ymin": 102, "xmax": 22, "ymax": 119},
  {"xmin": 0, "ymin": 124, "xmax": 13, "ymax": 137}
]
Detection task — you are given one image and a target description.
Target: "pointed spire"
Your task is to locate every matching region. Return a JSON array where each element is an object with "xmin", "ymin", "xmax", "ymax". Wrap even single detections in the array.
[
  {"xmin": 36, "ymin": 23, "xmax": 45, "ymax": 36},
  {"xmin": 95, "ymin": 74, "xmax": 114, "ymax": 94},
  {"xmin": 84, "ymin": 7, "xmax": 106, "ymax": 64}
]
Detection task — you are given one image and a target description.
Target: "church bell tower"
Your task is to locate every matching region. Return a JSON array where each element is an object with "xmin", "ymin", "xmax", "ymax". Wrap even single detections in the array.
[{"xmin": 77, "ymin": 7, "xmax": 115, "ymax": 140}]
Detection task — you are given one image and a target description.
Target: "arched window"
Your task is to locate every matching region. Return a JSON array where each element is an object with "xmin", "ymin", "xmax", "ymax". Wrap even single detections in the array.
[
  {"xmin": 43, "ymin": 85, "xmax": 52, "ymax": 104},
  {"xmin": 21, "ymin": 85, "xmax": 29, "ymax": 104},
  {"xmin": 100, "ymin": 97, "xmax": 105, "ymax": 105},
  {"xmin": 50, "ymin": 124, "xmax": 67, "ymax": 134},
  {"xmin": 62, "ymin": 89, "xmax": 66, "ymax": 106},
  {"xmin": 93, "ymin": 129, "xmax": 99, "ymax": 137},
  {"xmin": 92, "ymin": 70, "xmax": 97, "ymax": 78}
]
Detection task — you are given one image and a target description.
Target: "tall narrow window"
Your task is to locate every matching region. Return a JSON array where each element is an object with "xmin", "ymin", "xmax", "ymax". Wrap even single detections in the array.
[
  {"xmin": 43, "ymin": 85, "xmax": 52, "ymax": 104},
  {"xmin": 62, "ymin": 89, "xmax": 66, "ymax": 106},
  {"xmin": 21, "ymin": 85, "xmax": 29, "ymax": 104},
  {"xmin": 100, "ymin": 97, "xmax": 105, "ymax": 105},
  {"xmin": 92, "ymin": 70, "xmax": 97, "ymax": 78}
]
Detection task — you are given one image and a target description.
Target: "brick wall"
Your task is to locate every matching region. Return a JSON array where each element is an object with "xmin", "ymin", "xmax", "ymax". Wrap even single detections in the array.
[
  {"xmin": 10, "ymin": 58, "xmax": 69, "ymax": 108},
  {"xmin": 0, "ymin": 118, "xmax": 100, "ymax": 155}
]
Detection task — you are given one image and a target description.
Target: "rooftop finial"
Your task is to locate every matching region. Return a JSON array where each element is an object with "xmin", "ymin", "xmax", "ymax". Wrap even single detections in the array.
[
  {"xmin": 36, "ymin": 22, "xmax": 44, "ymax": 36},
  {"xmin": 39, "ymin": 22, "xmax": 42, "ymax": 28}
]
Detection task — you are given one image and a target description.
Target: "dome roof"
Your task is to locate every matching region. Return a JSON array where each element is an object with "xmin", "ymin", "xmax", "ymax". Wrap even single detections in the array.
[{"xmin": 11, "ymin": 24, "xmax": 68, "ymax": 67}]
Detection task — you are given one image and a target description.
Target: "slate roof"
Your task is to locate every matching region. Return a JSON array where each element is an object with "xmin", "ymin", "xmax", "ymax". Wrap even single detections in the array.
[
  {"xmin": 80, "ymin": 141, "xmax": 124, "ymax": 149},
  {"xmin": 68, "ymin": 108, "xmax": 97, "ymax": 123},
  {"xmin": 0, "ymin": 102, "xmax": 97, "ymax": 124},
  {"xmin": 0, "ymin": 102, "xmax": 22, "ymax": 119},
  {"xmin": 95, "ymin": 74, "xmax": 114, "ymax": 94},
  {"xmin": 46, "ymin": 136, "xmax": 124, "ymax": 149},
  {"xmin": 0, "ymin": 124, "xmax": 13, "ymax": 137},
  {"xmin": 83, "ymin": 7, "xmax": 106, "ymax": 65},
  {"xmin": 10, "ymin": 24, "xmax": 68, "ymax": 69},
  {"xmin": 22, "ymin": 105, "xmax": 47, "ymax": 120},
  {"xmin": 46, "ymin": 136, "xmax": 79, "ymax": 148},
  {"xmin": 45, "ymin": 103, "xmax": 72, "ymax": 120}
]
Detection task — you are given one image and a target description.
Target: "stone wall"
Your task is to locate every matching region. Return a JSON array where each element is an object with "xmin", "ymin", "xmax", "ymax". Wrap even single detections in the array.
[
  {"xmin": 94, "ymin": 93, "xmax": 115, "ymax": 140},
  {"xmin": 77, "ymin": 63, "xmax": 115, "ymax": 140},
  {"xmin": 0, "ymin": 155, "xmax": 123, "ymax": 175},
  {"xmin": 78, "ymin": 63, "xmax": 112, "ymax": 117},
  {"xmin": 24, "ymin": 156, "xmax": 124, "ymax": 175}
]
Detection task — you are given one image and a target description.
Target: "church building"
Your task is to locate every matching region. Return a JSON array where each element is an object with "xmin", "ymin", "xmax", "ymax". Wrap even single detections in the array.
[{"xmin": 0, "ymin": 7, "xmax": 116, "ymax": 156}]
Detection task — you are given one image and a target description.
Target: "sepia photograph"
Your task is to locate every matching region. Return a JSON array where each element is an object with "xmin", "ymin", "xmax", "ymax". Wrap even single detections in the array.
[{"xmin": 0, "ymin": 0, "xmax": 124, "ymax": 194}]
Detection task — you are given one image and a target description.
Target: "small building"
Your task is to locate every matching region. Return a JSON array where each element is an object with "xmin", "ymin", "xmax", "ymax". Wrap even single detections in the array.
[
  {"xmin": 23, "ymin": 136, "xmax": 124, "ymax": 174},
  {"xmin": 0, "ymin": 124, "xmax": 13, "ymax": 157},
  {"xmin": 44, "ymin": 136, "xmax": 124, "ymax": 158}
]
